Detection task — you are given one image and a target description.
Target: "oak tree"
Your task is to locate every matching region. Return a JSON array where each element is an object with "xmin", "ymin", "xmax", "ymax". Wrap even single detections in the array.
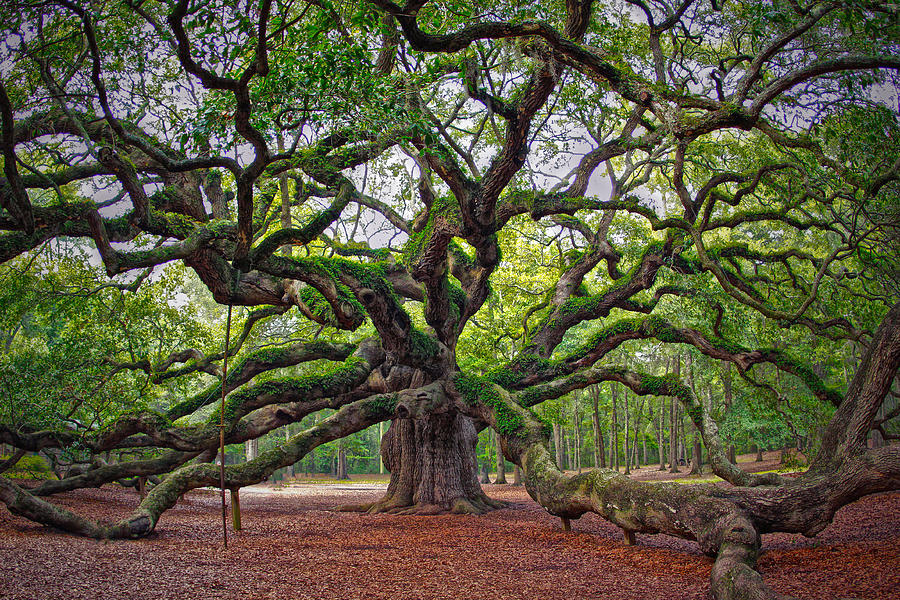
[{"xmin": 1, "ymin": 1, "xmax": 899, "ymax": 598}]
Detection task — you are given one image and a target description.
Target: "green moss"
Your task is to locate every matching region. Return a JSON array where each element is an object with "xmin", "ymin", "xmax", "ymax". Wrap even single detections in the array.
[
  {"xmin": 214, "ymin": 356, "xmax": 368, "ymax": 424},
  {"xmin": 762, "ymin": 348, "xmax": 842, "ymax": 404},
  {"xmin": 558, "ymin": 295, "xmax": 603, "ymax": 316},
  {"xmin": 447, "ymin": 282, "xmax": 466, "ymax": 312},
  {"xmin": 448, "ymin": 240, "xmax": 477, "ymax": 270},
  {"xmin": 640, "ymin": 374, "xmax": 694, "ymax": 404},
  {"xmin": 644, "ymin": 316, "xmax": 682, "ymax": 343},
  {"xmin": 453, "ymin": 372, "xmax": 524, "ymax": 437},
  {"xmin": 290, "ymin": 256, "xmax": 404, "ymax": 323},
  {"xmin": 563, "ymin": 319, "xmax": 644, "ymax": 363},
  {"xmin": 298, "ymin": 285, "xmax": 342, "ymax": 325},
  {"xmin": 332, "ymin": 240, "xmax": 391, "ymax": 261},
  {"xmin": 403, "ymin": 196, "xmax": 461, "ymax": 267},
  {"xmin": 408, "ymin": 328, "xmax": 439, "ymax": 362},
  {"xmin": 710, "ymin": 336, "xmax": 747, "ymax": 355},
  {"xmin": 144, "ymin": 199, "xmax": 201, "ymax": 239},
  {"xmin": 486, "ymin": 355, "xmax": 572, "ymax": 389},
  {"xmin": 363, "ymin": 393, "xmax": 399, "ymax": 420}
]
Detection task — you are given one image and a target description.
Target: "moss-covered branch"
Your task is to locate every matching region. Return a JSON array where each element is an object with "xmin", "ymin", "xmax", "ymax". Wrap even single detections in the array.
[
  {"xmin": 496, "ymin": 314, "xmax": 842, "ymax": 408},
  {"xmin": 524, "ymin": 240, "xmax": 672, "ymax": 357},
  {"xmin": 165, "ymin": 339, "xmax": 356, "ymax": 420},
  {"xmin": 0, "ymin": 388, "xmax": 400, "ymax": 538}
]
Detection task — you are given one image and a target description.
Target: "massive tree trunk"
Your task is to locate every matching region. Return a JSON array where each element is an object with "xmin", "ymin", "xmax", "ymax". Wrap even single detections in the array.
[{"xmin": 364, "ymin": 412, "xmax": 501, "ymax": 514}]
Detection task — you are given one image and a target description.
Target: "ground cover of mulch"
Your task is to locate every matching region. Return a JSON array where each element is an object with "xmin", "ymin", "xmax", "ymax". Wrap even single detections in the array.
[{"xmin": 2, "ymin": 477, "xmax": 898, "ymax": 600}]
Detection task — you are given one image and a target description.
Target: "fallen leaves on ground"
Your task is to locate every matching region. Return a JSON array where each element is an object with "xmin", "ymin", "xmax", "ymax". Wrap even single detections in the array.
[{"xmin": 1, "ymin": 482, "xmax": 897, "ymax": 600}]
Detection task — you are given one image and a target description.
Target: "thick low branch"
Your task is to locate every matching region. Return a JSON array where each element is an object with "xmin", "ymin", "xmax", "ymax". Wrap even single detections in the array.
[{"xmin": 0, "ymin": 389, "xmax": 401, "ymax": 538}]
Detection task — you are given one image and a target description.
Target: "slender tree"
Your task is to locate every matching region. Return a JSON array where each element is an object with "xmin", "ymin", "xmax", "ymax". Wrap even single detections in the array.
[
  {"xmin": 669, "ymin": 355, "xmax": 681, "ymax": 474},
  {"xmin": 494, "ymin": 430, "xmax": 507, "ymax": 484}
]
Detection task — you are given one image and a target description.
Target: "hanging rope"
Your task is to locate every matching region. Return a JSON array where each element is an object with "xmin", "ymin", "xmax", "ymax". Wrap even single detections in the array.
[{"xmin": 218, "ymin": 303, "xmax": 233, "ymax": 549}]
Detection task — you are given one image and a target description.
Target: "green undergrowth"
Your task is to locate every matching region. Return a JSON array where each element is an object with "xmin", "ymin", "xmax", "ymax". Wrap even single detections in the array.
[{"xmin": 1, "ymin": 454, "xmax": 56, "ymax": 480}]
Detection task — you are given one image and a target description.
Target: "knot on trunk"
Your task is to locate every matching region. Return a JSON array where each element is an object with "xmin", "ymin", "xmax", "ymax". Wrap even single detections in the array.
[{"xmin": 359, "ymin": 288, "xmax": 378, "ymax": 307}]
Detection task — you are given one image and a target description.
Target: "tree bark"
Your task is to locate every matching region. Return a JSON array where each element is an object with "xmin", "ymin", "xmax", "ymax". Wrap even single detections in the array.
[
  {"xmin": 623, "ymin": 389, "xmax": 631, "ymax": 475},
  {"xmin": 553, "ymin": 422, "xmax": 565, "ymax": 470},
  {"xmin": 336, "ymin": 445, "xmax": 349, "ymax": 480},
  {"xmin": 494, "ymin": 429, "xmax": 507, "ymax": 484},
  {"xmin": 591, "ymin": 385, "xmax": 605, "ymax": 468},
  {"xmin": 367, "ymin": 413, "xmax": 501, "ymax": 514},
  {"xmin": 687, "ymin": 353, "xmax": 702, "ymax": 475},
  {"xmin": 669, "ymin": 355, "xmax": 681, "ymax": 473},
  {"xmin": 723, "ymin": 362, "xmax": 736, "ymax": 466},
  {"xmin": 378, "ymin": 421, "xmax": 386, "ymax": 474},
  {"xmin": 610, "ymin": 384, "xmax": 619, "ymax": 471},
  {"xmin": 657, "ymin": 404, "xmax": 666, "ymax": 470}
]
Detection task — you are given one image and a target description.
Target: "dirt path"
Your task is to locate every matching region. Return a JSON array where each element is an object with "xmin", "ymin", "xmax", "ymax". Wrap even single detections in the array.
[{"xmin": 1, "ymin": 479, "xmax": 897, "ymax": 600}]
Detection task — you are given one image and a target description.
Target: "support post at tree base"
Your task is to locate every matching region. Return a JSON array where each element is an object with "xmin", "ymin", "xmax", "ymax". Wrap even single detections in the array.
[
  {"xmin": 561, "ymin": 517, "xmax": 571, "ymax": 531},
  {"xmin": 622, "ymin": 528, "xmax": 636, "ymax": 545},
  {"xmin": 230, "ymin": 489, "xmax": 241, "ymax": 531},
  {"xmin": 137, "ymin": 477, "xmax": 146, "ymax": 500}
]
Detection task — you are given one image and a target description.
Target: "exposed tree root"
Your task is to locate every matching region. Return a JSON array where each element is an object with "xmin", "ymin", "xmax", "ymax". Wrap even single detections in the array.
[{"xmin": 337, "ymin": 493, "xmax": 505, "ymax": 515}]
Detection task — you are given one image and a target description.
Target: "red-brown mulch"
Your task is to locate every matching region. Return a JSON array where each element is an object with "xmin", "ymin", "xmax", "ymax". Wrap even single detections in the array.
[{"xmin": 1, "ymin": 482, "xmax": 898, "ymax": 600}]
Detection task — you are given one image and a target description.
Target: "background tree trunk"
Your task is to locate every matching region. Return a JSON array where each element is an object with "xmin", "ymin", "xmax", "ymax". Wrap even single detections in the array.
[
  {"xmin": 691, "ymin": 441, "xmax": 702, "ymax": 475},
  {"xmin": 669, "ymin": 354, "xmax": 681, "ymax": 473},
  {"xmin": 631, "ymin": 395, "xmax": 645, "ymax": 470},
  {"xmin": 284, "ymin": 426, "xmax": 294, "ymax": 479},
  {"xmin": 610, "ymin": 384, "xmax": 619, "ymax": 471},
  {"xmin": 336, "ymin": 444, "xmax": 348, "ymax": 480},
  {"xmin": 378, "ymin": 421, "xmax": 385, "ymax": 474},
  {"xmin": 623, "ymin": 389, "xmax": 631, "ymax": 475},
  {"xmin": 573, "ymin": 396, "xmax": 582, "ymax": 475},
  {"xmin": 591, "ymin": 386, "xmax": 605, "ymax": 468},
  {"xmin": 723, "ymin": 362, "xmax": 736, "ymax": 465},
  {"xmin": 657, "ymin": 405, "xmax": 666, "ymax": 471},
  {"xmin": 687, "ymin": 353, "xmax": 702, "ymax": 475},
  {"xmin": 245, "ymin": 439, "xmax": 258, "ymax": 462},
  {"xmin": 553, "ymin": 423, "xmax": 565, "ymax": 470},
  {"xmin": 493, "ymin": 430, "xmax": 507, "ymax": 484}
]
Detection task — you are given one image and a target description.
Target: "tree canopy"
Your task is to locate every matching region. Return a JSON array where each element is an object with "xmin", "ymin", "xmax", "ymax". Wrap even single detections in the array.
[{"xmin": 1, "ymin": 1, "xmax": 899, "ymax": 598}]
